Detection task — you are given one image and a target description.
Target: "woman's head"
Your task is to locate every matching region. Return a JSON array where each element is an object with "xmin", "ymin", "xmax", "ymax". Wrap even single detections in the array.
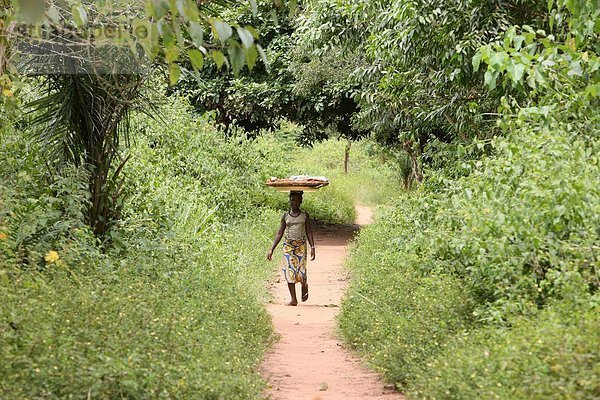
[{"xmin": 289, "ymin": 191, "xmax": 303, "ymax": 209}]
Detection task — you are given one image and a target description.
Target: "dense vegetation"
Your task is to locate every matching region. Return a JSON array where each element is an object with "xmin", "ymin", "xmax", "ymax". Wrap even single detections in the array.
[
  {"xmin": 1, "ymin": 0, "xmax": 598, "ymax": 398},
  {"xmin": 0, "ymin": 91, "xmax": 396, "ymax": 397},
  {"xmin": 332, "ymin": 0, "xmax": 600, "ymax": 398}
]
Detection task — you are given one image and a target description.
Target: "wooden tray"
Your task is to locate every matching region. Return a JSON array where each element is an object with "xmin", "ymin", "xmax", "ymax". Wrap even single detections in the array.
[
  {"xmin": 266, "ymin": 177, "xmax": 329, "ymax": 192},
  {"xmin": 268, "ymin": 185, "xmax": 323, "ymax": 192}
]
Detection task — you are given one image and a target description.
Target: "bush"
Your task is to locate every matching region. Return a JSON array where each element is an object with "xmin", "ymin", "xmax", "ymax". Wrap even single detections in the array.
[
  {"xmin": 0, "ymin": 128, "xmax": 99, "ymax": 271},
  {"xmin": 0, "ymin": 98, "xmax": 279, "ymax": 399},
  {"xmin": 408, "ymin": 299, "xmax": 600, "ymax": 400},
  {"xmin": 338, "ymin": 114, "xmax": 599, "ymax": 393},
  {"xmin": 338, "ymin": 195, "xmax": 476, "ymax": 388},
  {"xmin": 0, "ymin": 238, "xmax": 274, "ymax": 399}
]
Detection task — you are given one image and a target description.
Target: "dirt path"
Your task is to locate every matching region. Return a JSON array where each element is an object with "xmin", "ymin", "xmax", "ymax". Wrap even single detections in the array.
[{"xmin": 261, "ymin": 205, "xmax": 404, "ymax": 400}]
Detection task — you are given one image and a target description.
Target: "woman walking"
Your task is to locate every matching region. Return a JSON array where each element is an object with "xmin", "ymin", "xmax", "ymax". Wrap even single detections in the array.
[{"xmin": 267, "ymin": 191, "xmax": 315, "ymax": 306}]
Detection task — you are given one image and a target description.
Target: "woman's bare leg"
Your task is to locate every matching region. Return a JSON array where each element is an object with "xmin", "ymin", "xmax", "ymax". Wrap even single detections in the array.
[{"xmin": 286, "ymin": 283, "xmax": 298, "ymax": 306}]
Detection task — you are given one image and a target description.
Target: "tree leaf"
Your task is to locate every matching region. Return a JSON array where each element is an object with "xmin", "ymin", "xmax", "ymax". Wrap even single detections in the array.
[
  {"xmin": 72, "ymin": 5, "xmax": 88, "ymax": 28},
  {"xmin": 256, "ymin": 43, "xmax": 268, "ymax": 70},
  {"xmin": 169, "ymin": 63, "xmax": 181, "ymax": 85},
  {"xmin": 289, "ymin": 0, "xmax": 298, "ymax": 16},
  {"xmin": 158, "ymin": 20, "xmax": 176, "ymax": 46},
  {"xmin": 249, "ymin": 0, "xmax": 258, "ymax": 16},
  {"xmin": 212, "ymin": 50, "xmax": 225, "ymax": 69},
  {"xmin": 165, "ymin": 45, "xmax": 180, "ymax": 63},
  {"xmin": 246, "ymin": 44, "xmax": 258, "ymax": 71},
  {"xmin": 188, "ymin": 49, "xmax": 204, "ymax": 70},
  {"xmin": 484, "ymin": 70, "xmax": 497, "ymax": 90},
  {"xmin": 245, "ymin": 26, "xmax": 259, "ymax": 39},
  {"xmin": 189, "ymin": 21, "xmax": 204, "ymax": 46},
  {"xmin": 513, "ymin": 63, "xmax": 525, "ymax": 82},
  {"xmin": 489, "ymin": 52, "xmax": 507, "ymax": 71},
  {"xmin": 472, "ymin": 52, "xmax": 482, "ymax": 72},
  {"xmin": 236, "ymin": 27, "xmax": 254, "ymax": 49},
  {"xmin": 567, "ymin": 61, "xmax": 582, "ymax": 76},
  {"xmin": 513, "ymin": 35, "xmax": 525, "ymax": 50},
  {"xmin": 212, "ymin": 19, "xmax": 233, "ymax": 44},
  {"xmin": 227, "ymin": 41, "xmax": 245, "ymax": 76},
  {"xmin": 47, "ymin": 5, "xmax": 61, "ymax": 24}
]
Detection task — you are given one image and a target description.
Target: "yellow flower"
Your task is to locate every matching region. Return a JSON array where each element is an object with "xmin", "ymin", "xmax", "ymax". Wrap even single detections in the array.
[
  {"xmin": 44, "ymin": 250, "xmax": 60, "ymax": 263},
  {"xmin": 0, "ymin": 232, "xmax": 7, "ymax": 241}
]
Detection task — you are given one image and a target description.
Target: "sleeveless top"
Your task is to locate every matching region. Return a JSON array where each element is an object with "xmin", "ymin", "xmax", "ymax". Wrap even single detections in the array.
[{"xmin": 284, "ymin": 210, "xmax": 306, "ymax": 240}]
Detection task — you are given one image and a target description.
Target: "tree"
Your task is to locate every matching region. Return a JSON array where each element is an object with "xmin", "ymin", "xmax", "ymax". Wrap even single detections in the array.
[
  {"xmin": 293, "ymin": 0, "xmax": 549, "ymax": 184},
  {"xmin": 175, "ymin": 0, "xmax": 368, "ymax": 155},
  {"xmin": 173, "ymin": 0, "xmax": 296, "ymax": 134},
  {"xmin": 1, "ymin": 0, "xmax": 269, "ymax": 237}
]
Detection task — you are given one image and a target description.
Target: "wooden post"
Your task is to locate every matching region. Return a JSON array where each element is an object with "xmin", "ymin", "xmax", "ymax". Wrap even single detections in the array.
[{"xmin": 344, "ymin": 136, "xmax": 351, "ymax": 174}]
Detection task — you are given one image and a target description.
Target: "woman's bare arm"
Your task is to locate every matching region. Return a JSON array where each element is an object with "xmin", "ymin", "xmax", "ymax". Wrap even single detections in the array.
[
  {"xmin": 267, "ymin": 214, "xmax": 286, "ymax": 260},
  {"xmin": 305, "ymin": 212, "xmax": 315, "ymax": 260}
]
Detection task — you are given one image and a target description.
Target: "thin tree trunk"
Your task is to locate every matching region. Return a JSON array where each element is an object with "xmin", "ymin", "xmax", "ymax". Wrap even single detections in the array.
[
  {"xmin": 410, "ymin": 149, "xmax": 423, "ymax": 183},
  {"xmin": 344, "ymin": 136, "xmax": 351, "ymax": 174},
  {"xmin": 0, "ymin": 11, "xmax": 14, "ymax": 77},
  {"xmin": 403, "ymin": 139, "xmax": 423, "ymax": 187}
]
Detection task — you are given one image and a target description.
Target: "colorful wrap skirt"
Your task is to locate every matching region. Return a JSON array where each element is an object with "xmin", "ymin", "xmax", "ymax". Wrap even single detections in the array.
[{"xmin": 282, "ymin": 237, "xmax": 307, "ymax": 284}]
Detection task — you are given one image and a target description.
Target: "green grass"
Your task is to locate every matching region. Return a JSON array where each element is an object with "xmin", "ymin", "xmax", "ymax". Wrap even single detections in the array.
[
  {"xmin": 274, "ymin": 136, "xmax": 402, "ymax": 224},
  {"xmin": 408, "ymin": 299, "xmax": 600, "ymax": 400}
]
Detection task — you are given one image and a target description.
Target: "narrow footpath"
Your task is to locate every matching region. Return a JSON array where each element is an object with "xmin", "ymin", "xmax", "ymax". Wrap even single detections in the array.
[{"xmin": 261, "ymin": 205, "xmax": 404, "ymax": 400}]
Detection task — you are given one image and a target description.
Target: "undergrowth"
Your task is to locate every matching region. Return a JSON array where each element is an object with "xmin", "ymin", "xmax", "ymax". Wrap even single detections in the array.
[{"xmin": 338, "ymin": 110, "xmax": 599, "ymax": 398}]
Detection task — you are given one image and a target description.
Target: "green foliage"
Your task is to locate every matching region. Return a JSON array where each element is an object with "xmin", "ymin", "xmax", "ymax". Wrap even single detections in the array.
[
  {"xmin": 290, "ymin": 48, "xmax": 366, "ymax": 142},
  {"xmin": 175, "ymin": 0, "xmax": 297, "ymax": 133},
  {"xmin": 0, "ymin": 230, "xmax": 274, "ymax": 398},
  {"xmin": 338, "ymin": 2, "xmax": 599, "ymax": 396},
  {"xmin": 2, "ymin": 92, "xmax": 396, "ymax": 397},
  {"xmin": 5, "ymin": 0, "xmax": 263, "ymax": 81},
  {"xmin": 338, "ymin": 192, "xmax": 477, "ymax": 388},
  {"xmin": 293, "ymin": 0, "xmax": 551, "ymax": 180},
  {"xmin": 26, "ymin": 74, "xmax": 145, "ymax": 237},
  {"xmin": 175, "ymin": 0, "xmax": 366, "ymax": 144},
  {"xmin": 0, "ymin": 127, "xmax": 98, "ymax": 270},
  {"xmin": 338, "ymin": 89, "xmax": 598, "ymax": 394},
  {"xmin": 3, "ymin": 0, "xmax": 278, "ymax": 240},
  {"xmin": 0, "ymin": 98, "xmax": 285, "ymax": 399},
  {"xmin": 409, "ymin": 299, "xmax": 600, "ymax": 400}
]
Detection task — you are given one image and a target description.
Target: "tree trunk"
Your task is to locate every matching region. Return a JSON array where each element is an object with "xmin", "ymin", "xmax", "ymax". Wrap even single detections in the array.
[
  {"xmin": 410, "ymin": 149, "xmax": 423, "ymax": 184},
  {"xmin": 0, "ymin": 9, "xmax": 14, "ymax": 77},
  {"xmin": 344, "ymin": 136, "xmax": 351, "ymax": 174},
  {"xmin": 403, "ymin": 139, "xmax": 423, "ymax": 187}
]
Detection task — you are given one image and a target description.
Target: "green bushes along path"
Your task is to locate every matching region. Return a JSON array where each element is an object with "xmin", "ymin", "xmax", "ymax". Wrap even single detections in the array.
[{"xmin": 338, "ymin": 105, "xmax": 599, "ymax": 398}]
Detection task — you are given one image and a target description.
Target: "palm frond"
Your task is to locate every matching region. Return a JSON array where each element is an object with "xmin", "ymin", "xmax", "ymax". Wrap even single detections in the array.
[{"xmin": 26, "ymin": 73, "xmax": 146, "ymax": 236}]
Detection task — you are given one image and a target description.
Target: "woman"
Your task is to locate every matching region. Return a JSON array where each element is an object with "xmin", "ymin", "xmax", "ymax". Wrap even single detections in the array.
[{"xmin": 267, "ymin": 191, "xmax": 315, "ymax": 306}]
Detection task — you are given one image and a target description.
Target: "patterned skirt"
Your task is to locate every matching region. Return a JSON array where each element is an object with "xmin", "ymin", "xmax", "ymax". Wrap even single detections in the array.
[{"xmin": 282, "ymin": 237, "xmax": 307, "ymax": 284}]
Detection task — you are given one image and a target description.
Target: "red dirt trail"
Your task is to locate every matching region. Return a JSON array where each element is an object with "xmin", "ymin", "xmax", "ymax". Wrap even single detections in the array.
[{"xmin": 261, "ymin": 205, "xmax": 404, "ymax": 400}]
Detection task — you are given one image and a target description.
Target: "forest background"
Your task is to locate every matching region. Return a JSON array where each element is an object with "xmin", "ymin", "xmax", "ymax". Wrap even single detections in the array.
[{"xmin": 0, "ymin": 0, "xmax": 598, "ymax": 399}]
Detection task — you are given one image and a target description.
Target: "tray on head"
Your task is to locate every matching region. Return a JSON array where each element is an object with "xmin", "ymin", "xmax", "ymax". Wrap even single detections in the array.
[
  {"xmin": 269, "ymin": 185, "xmax": 322, "ymax": 192},
  {"xmin": 265, "ymin": 175, "xmax": 329, "ymax": 192}
]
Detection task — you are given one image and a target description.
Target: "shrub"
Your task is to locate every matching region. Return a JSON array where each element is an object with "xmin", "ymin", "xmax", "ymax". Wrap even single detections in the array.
[
  {"xmin": 1, "ymin": 98, "xmax": 280, "ymax": 399},
  {"xmin": 408, "ymin": 298, "xmax": 600, "ymax": 400},
  {"xmin": 338, "ymin": 116, "xmax": 599, "ymax": 392},
  {"xmin": 338, "ymin": 198, "xmax": 476, "ymax": 388}
]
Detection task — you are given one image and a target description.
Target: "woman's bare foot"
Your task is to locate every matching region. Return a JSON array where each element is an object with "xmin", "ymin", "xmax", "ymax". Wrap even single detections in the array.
[
  {"xmin": 301, "ymin": 284, "xmax": 309, "ymax": 302},
  {"xmin": 285, "ymin": 300, "xmax": 298, "ymax": 306}
]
